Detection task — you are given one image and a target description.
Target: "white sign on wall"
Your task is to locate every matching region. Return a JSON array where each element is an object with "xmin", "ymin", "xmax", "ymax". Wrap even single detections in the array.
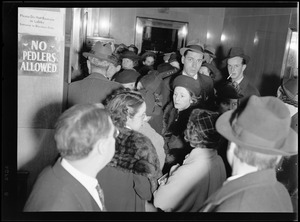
[{"xmin": 18, "ymin": 8, "xmax": 63, "ymax": 37}]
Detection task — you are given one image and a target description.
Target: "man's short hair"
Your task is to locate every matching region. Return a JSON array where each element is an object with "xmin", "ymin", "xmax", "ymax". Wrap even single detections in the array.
[
  {"xmin": 233, "ymin": 144, "xmax": 281, "ymax": 170},
  {"xmin": 54, "ymin": 103, "xmax": 111, "ymax": 160}
]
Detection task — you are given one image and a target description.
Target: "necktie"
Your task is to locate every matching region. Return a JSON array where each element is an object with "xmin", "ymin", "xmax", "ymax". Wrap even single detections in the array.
[
  {"xmin": 232, "ymin": 81, "xmax": 241, "ymax": 93},
  {"xmin": 96, "ymin": 183, "xmax": 106, "ymax": 211}
]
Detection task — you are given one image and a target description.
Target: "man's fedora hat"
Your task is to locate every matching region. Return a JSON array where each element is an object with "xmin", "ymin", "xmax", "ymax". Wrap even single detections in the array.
[
  {"xmin": 216, "ymin": 95, "xmax": 298, "ymax": 156},
  {"xmin": 223, "ymin": 47, "xmax": 250, "ymax": 65},
  {"xmin": 204, "ymin": 44, "xmax": 216, "ymax": 58},
  {"xmin": 120, "ymin": 50, "xmax": 140, "ymax": 61},
  {"xmin": 180, "ymin": 39, "xmax": 205, "ymax": 56},
  {"xmin": 83, "ymin": 41, "xmax": 116, "ymax": 64}
]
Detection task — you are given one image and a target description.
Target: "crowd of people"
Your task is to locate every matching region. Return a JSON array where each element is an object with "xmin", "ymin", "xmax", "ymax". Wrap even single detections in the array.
[{"xmin": 23, "ymin": 39, "xmax": 298, "ymax": 213}]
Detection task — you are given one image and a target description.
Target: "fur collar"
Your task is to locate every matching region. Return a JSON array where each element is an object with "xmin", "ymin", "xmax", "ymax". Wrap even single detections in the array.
[{"xmin": 107, "ymin": 127, "xmax": 162, "ymax": 191}]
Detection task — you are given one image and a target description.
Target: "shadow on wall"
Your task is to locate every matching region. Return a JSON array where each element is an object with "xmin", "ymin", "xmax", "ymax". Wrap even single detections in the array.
[
  {"xmin": 18, "ymin": 102, "xmax": 62, "ymax": 211},
  {"xmin": 215, "ymin": 45, "xmax": 229, "ymax": 80},
  {"xmin": 259, "ymin": 73, "xmax": 281, "ymax": 97}
]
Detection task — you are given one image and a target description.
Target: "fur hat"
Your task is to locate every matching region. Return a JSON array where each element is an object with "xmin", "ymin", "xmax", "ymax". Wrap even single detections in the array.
[
  {"xmin": 173, "ymin": 75, "xmax": 201, "ymax": 97},
  {"xmin": 216, "ymin": 95, "xmax": 298, "ymax": 156}
]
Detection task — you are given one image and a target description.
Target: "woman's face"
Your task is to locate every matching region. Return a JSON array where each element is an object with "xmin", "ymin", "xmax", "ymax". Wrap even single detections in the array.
[
  {"xmin": 126, "ymin": 102, "xmax": 147, "ymax": 131},
  {"xmin": 173, "ymin": 86, "xmax": 192, "ymax": 111}
]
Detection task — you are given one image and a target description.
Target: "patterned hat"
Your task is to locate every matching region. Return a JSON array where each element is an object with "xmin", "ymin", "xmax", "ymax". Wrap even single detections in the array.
[{"xmin": 185, "ymin": 109, "xmax": 221, "ymax": 149}]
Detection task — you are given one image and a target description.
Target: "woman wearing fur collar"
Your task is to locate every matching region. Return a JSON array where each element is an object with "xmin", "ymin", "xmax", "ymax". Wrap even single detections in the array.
[{"xmin": 96, "ymin": 88, "xmax": 162, "ymax": 211}]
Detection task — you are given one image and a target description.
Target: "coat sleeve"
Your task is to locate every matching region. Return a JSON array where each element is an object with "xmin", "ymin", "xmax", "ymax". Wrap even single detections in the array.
[
  {"xmin": 133, "ymin": 174, "xmax": 153, "ymax": 201},
  {"xmin": 153, "ymin": 158, "xmax": 208, "ymax": 212}
]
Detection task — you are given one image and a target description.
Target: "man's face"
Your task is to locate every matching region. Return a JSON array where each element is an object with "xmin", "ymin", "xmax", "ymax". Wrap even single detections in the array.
[
  {"xmin": 143, "ymin": 56, "xmax": 155, "ymax": 66},
  {"xmin": 122, "ymin": 58, "xmax": 134, "ymax": 69},
  {"xmin": 227, "ymin": 57, "xmax": 246, "ymax": 81},
  {"xmin": 182, "ymin": 51, "xmax": 203, "ymax": 77}
]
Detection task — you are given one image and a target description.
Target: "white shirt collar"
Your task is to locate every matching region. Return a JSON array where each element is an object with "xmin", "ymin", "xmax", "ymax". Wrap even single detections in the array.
[
  {"xmin": 182, "ymin": 71, "xmax": 198, "ymax": 80},
  {"xmin": 60, "ymin": 158, "xmax": 103, "ymax": 210},
  {"xmin": 233, "ymin": 76, "xmax": 244, "ymax": 84}
]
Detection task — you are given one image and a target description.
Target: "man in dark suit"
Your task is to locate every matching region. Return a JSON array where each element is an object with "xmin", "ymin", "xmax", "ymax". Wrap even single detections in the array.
[
  {"xmin": 176, "ymin": 39, "xmax": 216, "ymax": 110},
  {"xmin": 67, "ymin": 41, "xmax": 123, "ymax": 108},
  {"xmin": 24, "ymin": 103, "xmax": 118, "ymax": 211},
  {"xmin": 224, "ymin": 47, "xmax": 260, "ymax": 103}
]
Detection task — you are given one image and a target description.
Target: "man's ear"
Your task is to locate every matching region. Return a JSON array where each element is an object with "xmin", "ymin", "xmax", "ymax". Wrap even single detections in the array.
[
  {"xmin": 116, "ymin": 65, "xmax": 121, "ymax": 72},
  {"xmin": 242, "ymin": 64, "xmax": 247, "ymax": 72},
  {"xmin": 181, "ymin": 56, "xmax": 185, "ymax": 65},
  {"xmin": 87, "ymin": 60, "xmax": 91, "ymax": 73},
  {"xmin": 94, "ymin": 138, "xmax": 106, "ymax": 156}
]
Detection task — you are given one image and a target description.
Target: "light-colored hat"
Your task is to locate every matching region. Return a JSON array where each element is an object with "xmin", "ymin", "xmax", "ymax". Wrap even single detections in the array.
[
  {"xmin": 180, "ymin": 39, "xmax": 204, "ymax": 56},
  {"xmin": 83, "ymin": 41, "xmax": 116, "ymax": 64},
  {"xmin": 216, "ymin": 95, "xmax": 298, "ymax": 156}
]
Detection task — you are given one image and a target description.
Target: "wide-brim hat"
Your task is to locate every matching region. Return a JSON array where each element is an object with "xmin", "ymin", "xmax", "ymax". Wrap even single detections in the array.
[
  {"xmin": 180, "ymin": 39, "xmax": 204, "ymax": 56},
  {"xmin": 173, "ymin": 75, "xmax": 201, "ymax": 97},
  {"xmin": 204, "ymin": 45, "xmax": 216, "ymax": 58},
  {"xmin": 141, "ymin": 51, "xmax": 157, "ymax": 60},
  {"xmin": 120, "ymin": 50, "xmax": 140, "ymax": 61},
  {"xmin": 83, "ymin": 41, "xmax": 117, "ymax": 64},
  {"xmin": 222, "ymin": 47, "xmax": 250, "ymax": 65},
  {"xmin": 216, "ymin": 95, "xmax": 298, "ymax": 156},
  {"xmin": 113, "ymin": 69, "xmax": 141, "ymax": 84}
]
